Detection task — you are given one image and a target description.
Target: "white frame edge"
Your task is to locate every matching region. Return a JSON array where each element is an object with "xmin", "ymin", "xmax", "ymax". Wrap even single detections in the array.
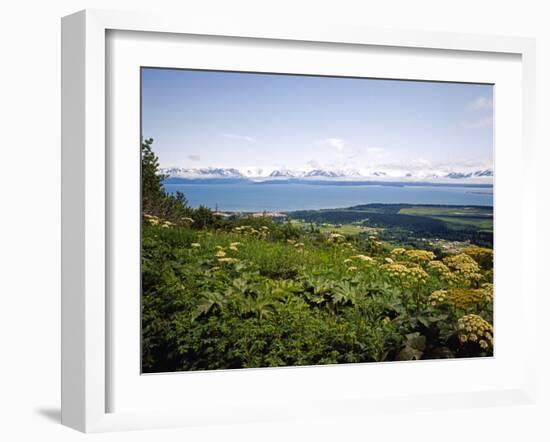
[
  {"xmin": 62, "ymin": 9, "xmax": 106, "ymax": 432},
  {"xmin": 61, "ymin": 9, "xmax": 537, "ymax": 433}
]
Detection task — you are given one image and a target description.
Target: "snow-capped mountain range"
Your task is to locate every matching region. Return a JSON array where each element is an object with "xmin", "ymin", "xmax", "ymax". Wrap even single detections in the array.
[{"xmin": 160, "ymin": 167, "xmax": 493, "ymax": 183}]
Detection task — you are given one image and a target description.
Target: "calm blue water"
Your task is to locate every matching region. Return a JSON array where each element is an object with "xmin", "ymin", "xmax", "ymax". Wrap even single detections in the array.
[{"xmin": 163, "ymin": 182, "xmax": 493, "ymax": 212}]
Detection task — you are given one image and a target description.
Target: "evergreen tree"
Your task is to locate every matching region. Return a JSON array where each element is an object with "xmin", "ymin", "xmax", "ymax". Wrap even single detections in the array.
[
  {"xmin": 141, "ymin": 137, "xmax": 214, "ymax": 226},
  {"xmin": 141, "ymin": 137, "xmax": 167, "ymax": 217}
]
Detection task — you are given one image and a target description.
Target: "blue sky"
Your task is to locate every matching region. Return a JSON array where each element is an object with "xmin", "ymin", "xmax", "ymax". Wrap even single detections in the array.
[{"xmin": 141, "ymin": 68, "xmax": 493, "ymax": 178}]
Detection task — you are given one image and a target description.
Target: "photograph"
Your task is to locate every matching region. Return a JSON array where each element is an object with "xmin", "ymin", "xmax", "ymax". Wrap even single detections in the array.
[{"xmin": 140, "ymin": 67, "xmax": 494, "ymax": 373}]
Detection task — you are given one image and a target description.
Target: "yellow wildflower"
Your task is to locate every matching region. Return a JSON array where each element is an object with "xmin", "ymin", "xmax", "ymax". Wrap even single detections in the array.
[
  {"xmin": 427, "ymin": 260, "xmax": 455, "ymax": 282},
  {"xmin": 457, "ymin": 314, "xmax": 493, "ymax": 349},
  {"xmin": 443, "ymin": 253, "xmax": 482, "ymax": 282},
  {"xmin": 404, "ymin": 249, "xmax": 436, "ymax": 264},
  {"xmin": 390, "ymin": 248, "xmax": 407, "ymax": 260},
  {"xmin": 429, "ymin": 289, "xmax": 448, "ymax": 306},
  {"xmin": 481, "ymin": 283, "xmax": 494, "ymax": 303},
  {"xmin": 144, "ymin": 214, "xmax": 161, "ymax": 226},
  {"xmin": 218, "ymin": 257, "xmax": 239, "ymax": 264},
  {"xmin": 327, "ymin": 233, "xmax": 345, "ymax": 243},
  {"xmin": 382, "ymin": 263, "xmax": 428, "ymax": 287},
  {"xmin": 463, "ymin": 246, "xmax": 493, "ymax": 269},
  {"xmin": 351, "ymin": 254, "xmax": 373, "ymax": 262},
  {"xmin": 429, "ymin": 288, "xmax": 492, "ymax": 310}
]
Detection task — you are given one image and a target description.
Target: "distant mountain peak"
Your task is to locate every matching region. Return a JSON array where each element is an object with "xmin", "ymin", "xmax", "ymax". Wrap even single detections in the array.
[
  {"xmin": 446, "ymin": 169, "xmax": 493, "ymax": 179},
  {"xmin": 473, "ymin": 169, "xmax": 493, "ymax": 177},
  {"xmin": 270, "ymin": 169, "xmax": 303, "ymax": 178},
  {"xmin": 160, "ymin": 166, "xmax": 493, "ymax": 182},
  {"xmin": 161, "ymin": 167, "xmax": 244, "ymax": 179}
]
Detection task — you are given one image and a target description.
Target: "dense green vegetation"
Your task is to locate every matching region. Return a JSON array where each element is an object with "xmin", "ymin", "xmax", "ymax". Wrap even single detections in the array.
[
  {"xmin": 290, "ymin": 203, "xmax": 493, "ymax": 248},
  {"xmin": 141, "ymin": 139, "xmax": 494, "ymax": 373}
]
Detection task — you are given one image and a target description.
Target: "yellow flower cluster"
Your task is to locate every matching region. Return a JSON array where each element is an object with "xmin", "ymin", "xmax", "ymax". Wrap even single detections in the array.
[
  {"xmin": 382, "ymin": 263, "xmax": 428, "ymax": 287},
  {"xmin": 217, "ymin": 257, "xmax": 239, "ymax": 264},
  {"xmin": 350, "ymin": 254, "xmax": 374, "ymax": 262},
  {"xmin": 232, "ymin": 225, "xmax": 269, "ymax": 238},
  {"xmin": 481, "ymin": 283, "xmax": 493, "ymax": 302},
  {"xmin": 367, "ymin": 235, "xmax": 383, "ymax": 250},
  {"xmin": 212, "ymin": 243, "xmax": 242, "ymax": 264},
  {"xmin": 408, "ymin": 265, "xmax": 429, "ymax": 283},
  {"xmin": 457, "ymin": 314, "xmax": 493, "ymax": 349},
  {"xmin": 428, "ymin": 289, "xmax": 448, "ymax": 305},
  {"xmin": 327, "ymin": 232, "xmax": 346, "ymax": 243},
  {"xmin": 443, "ymin": 253, "xmax": 482, "ymax": 282},
  {"xmin": 340, "ymin": 242, "xmax": 356, "ymax": 251},
  {"xmin": 427, "ymin": 260, "xmax": 455, "ymax": 282},
  {"xmin": 404, "ymin": 249, "xmax": 436, "ymax": 264},
  {"xmin": 429, "ymin": 288, "xmax": 492, "ymax": 309},
  {"xmin": 389, "ymin": 248, "xmax": 436, "ymax": 265},
  {"xmin": 382, "ymin": 263, "xmax": 409, "ymax": 275},
  {"xmin": 463, "ymin": 246, "xmax": 494, "ymax": 269},
  {"xmin": 390, "ymin": 248, "xmax": 407, "ymax": 260},
  {"xmin": 143, "ymin": 214, "xmax": 174, "ymax": 228},
  {"xmin": 191, "ymin": 242, "xmax": 201, "ymax": 248},
  {"xmin": 287, "ymin": 239, "xmax": 307, "ymax": 250}
]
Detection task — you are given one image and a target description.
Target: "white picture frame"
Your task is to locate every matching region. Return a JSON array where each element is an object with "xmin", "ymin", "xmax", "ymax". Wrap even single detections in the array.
[{"xmin": 61, "ymin": 9, "xmax": 537, "ymax": 433}]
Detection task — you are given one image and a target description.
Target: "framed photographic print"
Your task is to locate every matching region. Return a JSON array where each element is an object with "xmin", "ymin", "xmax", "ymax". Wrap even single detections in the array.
[
  {"xmin": 61, "ymin": 9, "xmax": 537, "ymax": 432},
  {"xmin": 140, "ymin": 67, "xmax": 496, "ymax": 373}
]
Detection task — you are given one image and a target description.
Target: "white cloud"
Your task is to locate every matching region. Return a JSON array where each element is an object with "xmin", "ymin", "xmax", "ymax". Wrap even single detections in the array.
[
  {"xmin": 468, "ymin": 96, "xmax": 493, "ymax": 111},
  {"xmin": 322, "ymin": 138, "xmax": 345, "ymax": 152},
  {"xmin": 223, "ymin": 133, "xmax": 256, "ymax": 143}
]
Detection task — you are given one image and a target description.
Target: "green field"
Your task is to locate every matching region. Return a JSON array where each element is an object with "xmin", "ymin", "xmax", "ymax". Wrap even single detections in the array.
[
  {"xmin": 289, "ymin": 204, "xmax": 493, "ymax": 247},
  {"xmin": 398, "ymin": 206, "xmax": 492, "ymax": 217},
  {"xmin": 292, "ymin": 219, "xmax": 375, "ymax": 236},
  {"xmin": 431, "ymin": 216, "xmax": 493, "ymax": 230}
]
